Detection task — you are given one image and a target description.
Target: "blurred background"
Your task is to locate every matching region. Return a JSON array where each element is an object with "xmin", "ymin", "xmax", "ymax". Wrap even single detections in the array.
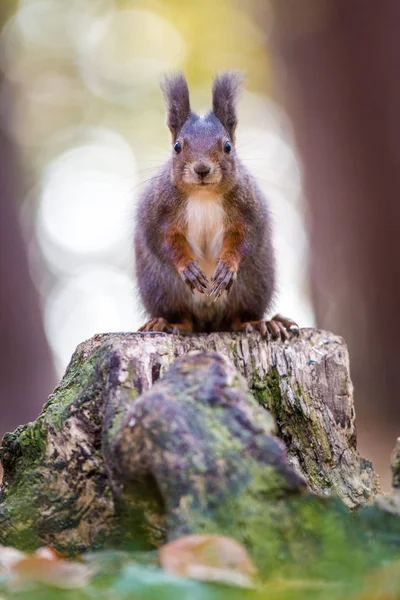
[{"xmin": 0, "ymin": 0, "xmax": 398, "ymax": 488}]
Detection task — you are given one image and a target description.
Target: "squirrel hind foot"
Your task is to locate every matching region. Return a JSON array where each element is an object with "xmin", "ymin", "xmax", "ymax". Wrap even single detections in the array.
[
  {"xmin": 138, "ymin": 317, "xmax": 193, "ymax": 335},
  {"xmin": 270, "ymin": 314, "xmax": 300, "ymax": 340},
  {"xmin": 232, "ymin": 315, "xmax": 299, "ymax": 341}
]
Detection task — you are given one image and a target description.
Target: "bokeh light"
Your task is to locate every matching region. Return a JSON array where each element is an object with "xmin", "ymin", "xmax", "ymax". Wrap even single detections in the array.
[
  {"xmin": 44, "ymin": 266, "xmax": 141, "ymax": 373},
  {"xmin": 37, "ymin": 128, "xmax": 136, "ymax": 260},
  {"xmin": 1, "ymin": 0, "xmax": 314, "ymax": 377},
  {"xmin": 77, "ymin": 9, "xmax": 187, "ymax": 105}
]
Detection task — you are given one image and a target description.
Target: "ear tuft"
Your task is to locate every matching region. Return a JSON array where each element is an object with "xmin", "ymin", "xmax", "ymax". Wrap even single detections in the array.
[
  {"xmin": 212, "ymin": 70, "xmax": 244, "ymax": 141},
  {"xmin": 161, "ymin": 72, "xmax": 191, "ymax": 138}
]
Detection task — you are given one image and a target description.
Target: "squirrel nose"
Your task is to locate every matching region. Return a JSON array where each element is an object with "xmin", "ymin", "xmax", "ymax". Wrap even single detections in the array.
[{"xmin": 194, "ymin": 162, "xmax": 211, "ymax": 178}]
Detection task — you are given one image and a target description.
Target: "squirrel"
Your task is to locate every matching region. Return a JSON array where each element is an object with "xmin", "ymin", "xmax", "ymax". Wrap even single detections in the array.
[{"xmin": 134, "ymin": 71, "xmax": 299, "ymax": 339}]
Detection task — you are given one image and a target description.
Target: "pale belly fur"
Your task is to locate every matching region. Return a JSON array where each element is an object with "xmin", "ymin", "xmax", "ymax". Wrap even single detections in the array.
[{"xmin": 186, "ymin": 190, "xmax": 228, "ymax": 309}]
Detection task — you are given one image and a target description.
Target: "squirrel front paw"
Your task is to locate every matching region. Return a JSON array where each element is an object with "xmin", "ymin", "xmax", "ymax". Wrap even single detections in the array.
[
  {"xmin": 180, "ymin": 260, "xmax": 208, "ymax": 294},
  {"xmin": 210, "ymin": 259, "xmax": 237, "ymax": 299}
]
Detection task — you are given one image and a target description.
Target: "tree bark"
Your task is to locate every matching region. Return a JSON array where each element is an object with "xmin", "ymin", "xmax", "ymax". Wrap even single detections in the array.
[{"xmin": 0, "ymin": 329, "xmax": 380, "ymax": 553}]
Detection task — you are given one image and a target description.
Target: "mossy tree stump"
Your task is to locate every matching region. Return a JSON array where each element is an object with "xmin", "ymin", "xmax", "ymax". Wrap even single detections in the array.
[{"xmin": 0, "ymin": 329, "xmax": 381, "ymax": 554}]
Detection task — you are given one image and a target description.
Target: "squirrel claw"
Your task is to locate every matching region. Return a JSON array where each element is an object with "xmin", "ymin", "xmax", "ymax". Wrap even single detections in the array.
[
  {"xmin": 210, "ymin": 260, "xmax": 237, "ymax": 299},
  {"xmin": 270, "ymin": 314, "xmax": 299, "ymax": 338},
  {"xmin": 232, "ymin": 315, "xmax": 299, "ymax": 341},
  {"xmin": 181, "ymin": 260, "xmax": 208, "ymax": 294},
  {"xmin": 138, "ymin": 318, "xmax": 174, "ymax": 333},
  {"xmin": 138, "ymin": 317, "xmax": 193, "ymax": 335},
  {"xmin": 266, "ymin": 314, "xmax": 300, "ymax": 341}
]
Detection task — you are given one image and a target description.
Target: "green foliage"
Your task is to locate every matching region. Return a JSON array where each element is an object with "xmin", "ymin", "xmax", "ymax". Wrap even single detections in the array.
[{"xmin": 0, "ymin": 495, "xmax": 399, "ymax": 599}]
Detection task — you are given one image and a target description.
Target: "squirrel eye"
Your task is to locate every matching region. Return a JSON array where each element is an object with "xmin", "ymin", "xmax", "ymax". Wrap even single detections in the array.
[
  {"xmin": 174, "ymin": 141, "xmax": 182, "ymax": 153},
  {"xmin": 224, "ymin": 140, "xmax": 232, "ymax": 154}
]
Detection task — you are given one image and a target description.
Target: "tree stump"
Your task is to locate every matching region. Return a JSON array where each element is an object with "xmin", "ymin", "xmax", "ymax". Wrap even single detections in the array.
[{"xmin": 0, "ymin": 329, "xmax": 380, "ymax": 554}]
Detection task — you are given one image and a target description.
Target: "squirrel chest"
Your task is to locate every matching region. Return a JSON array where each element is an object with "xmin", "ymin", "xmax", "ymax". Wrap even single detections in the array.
[{"xmin": 185, "ymin": 191, "xmax": 225, "ymax": 282}]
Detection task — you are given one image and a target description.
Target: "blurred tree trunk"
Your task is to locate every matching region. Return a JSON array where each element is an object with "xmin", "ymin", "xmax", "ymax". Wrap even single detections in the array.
[
  {"xmin": 269, "ymin": 0, "xmax": 400, "ymax": 488},
  {"xmin": 0, "ymin": 5, "xmax": 56, "ymax": 437}
]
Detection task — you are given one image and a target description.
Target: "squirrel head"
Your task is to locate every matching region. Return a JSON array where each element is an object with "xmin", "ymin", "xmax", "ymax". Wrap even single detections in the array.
[{"xmin": 161, "ymin": 71, "xmax": 243, "ymax": 194}]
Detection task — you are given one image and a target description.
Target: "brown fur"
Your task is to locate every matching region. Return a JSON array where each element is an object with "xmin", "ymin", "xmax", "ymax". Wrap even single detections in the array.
[
  {"xmin": 164, "ymin": 225, "xmax": 194, "ymax": 274},
  {"xmin": 134, "ymin": 71, "xmax": 277, "ymax": 333},
  {"xmin": 219, "ymin": 222, "xmax": 247, "ymax": 271}
]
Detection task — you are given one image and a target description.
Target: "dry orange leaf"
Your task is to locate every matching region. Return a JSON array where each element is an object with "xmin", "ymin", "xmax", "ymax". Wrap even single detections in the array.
[
  {"xmin": 0, "ymin": 545, "xmax": 91, "ymax": 590},
  {"xmin": 0, "ymin": 546, "xmax": 25, "ymax": 571},
  {"xmin": 159, "ymin": 534, "xmax": 257, "ymax": 588}
]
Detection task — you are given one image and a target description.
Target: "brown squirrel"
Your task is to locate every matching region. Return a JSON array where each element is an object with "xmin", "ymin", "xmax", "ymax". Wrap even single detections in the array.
[{"xmin": 135, "ymin": 71, "xmax": 298, "ymax": 339}]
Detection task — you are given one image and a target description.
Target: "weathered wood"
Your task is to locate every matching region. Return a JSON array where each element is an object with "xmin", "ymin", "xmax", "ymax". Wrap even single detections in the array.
[
  {"xmin": 100, "ymin": 328, "xmax": 378, "ymax": 507},
  {"xmin": 105, "ymin": 351, "xmax": 307, "ymax": 552},
  {"xmin": 0, "ymin": 329, "xmax": 380, "ymax": 553}
]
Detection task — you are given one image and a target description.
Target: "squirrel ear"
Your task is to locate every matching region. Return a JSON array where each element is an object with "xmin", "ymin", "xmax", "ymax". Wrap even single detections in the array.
[
  {"xmin": 161, "ymin": 72, "xmax": 191, "ymax": 138},
  {"xmin": 212, "ymin": 70, "xmax": 243, "ymax": 141}
]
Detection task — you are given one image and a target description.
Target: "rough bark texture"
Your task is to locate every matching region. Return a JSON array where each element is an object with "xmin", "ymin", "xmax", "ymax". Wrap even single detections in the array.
[
  {"xmin": 106, "ymin": 351, "xmax": 307, "ymax": 554},
  {"xmin": 0, "ymin": 329, "xmax": 380, "ymax": 554},
  {"xmin": 101, "ymin": 328, "xmax": 378, "ymax": 508}
]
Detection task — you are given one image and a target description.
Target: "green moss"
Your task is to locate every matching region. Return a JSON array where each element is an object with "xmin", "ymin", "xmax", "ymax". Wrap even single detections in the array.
[
  {"xmin": 0, "ymin": 344, "xmax": 112, "ymax": 551},
  {"xmin": 46, "ymin": 348, "xmax": 102, "ymax": 430},
  {"xmin": 190, "ymin": 402, "xmax": 244, "ymax": 456},
  {"xmin": 293, "ymin": 386, "xmax": 330, "ymax": 450},
  {"xmin": 107, "ymin": 387, "xmax": 139, "ymax": 442},
  {"xmin": 247, "ymin": 367, "xmax": 337, "ymax": 495},
  {"xmin": 118, "ymin": 476, "xmax": 166, "ymax": 550},
  {"xmin": 167, "ymin": 456, "xmax": 392, "ymax": 582},
  {"xmin": 251, "ymin": 367, "xmax": 284, "ymax": 422},
  {"xmin": 165, "ymin": 454, "xmax": 350, "ymax": 578}
]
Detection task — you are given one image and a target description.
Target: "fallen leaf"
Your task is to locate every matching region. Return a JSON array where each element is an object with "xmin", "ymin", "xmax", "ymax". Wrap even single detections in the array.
[
  {"xmin": 0, "ymin": 545, "xmax": 92, "ymax": 590},
  {"xmin": 12, "ymin": 555, "xmax": 92, "ymax": 590},
  {"xmin": 0, "ymin": 546, "xmax": 26, "ymax": 571},
  {"xmin": 159, "ymin": 534, "xmax": 257, "ymax": 588}
]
